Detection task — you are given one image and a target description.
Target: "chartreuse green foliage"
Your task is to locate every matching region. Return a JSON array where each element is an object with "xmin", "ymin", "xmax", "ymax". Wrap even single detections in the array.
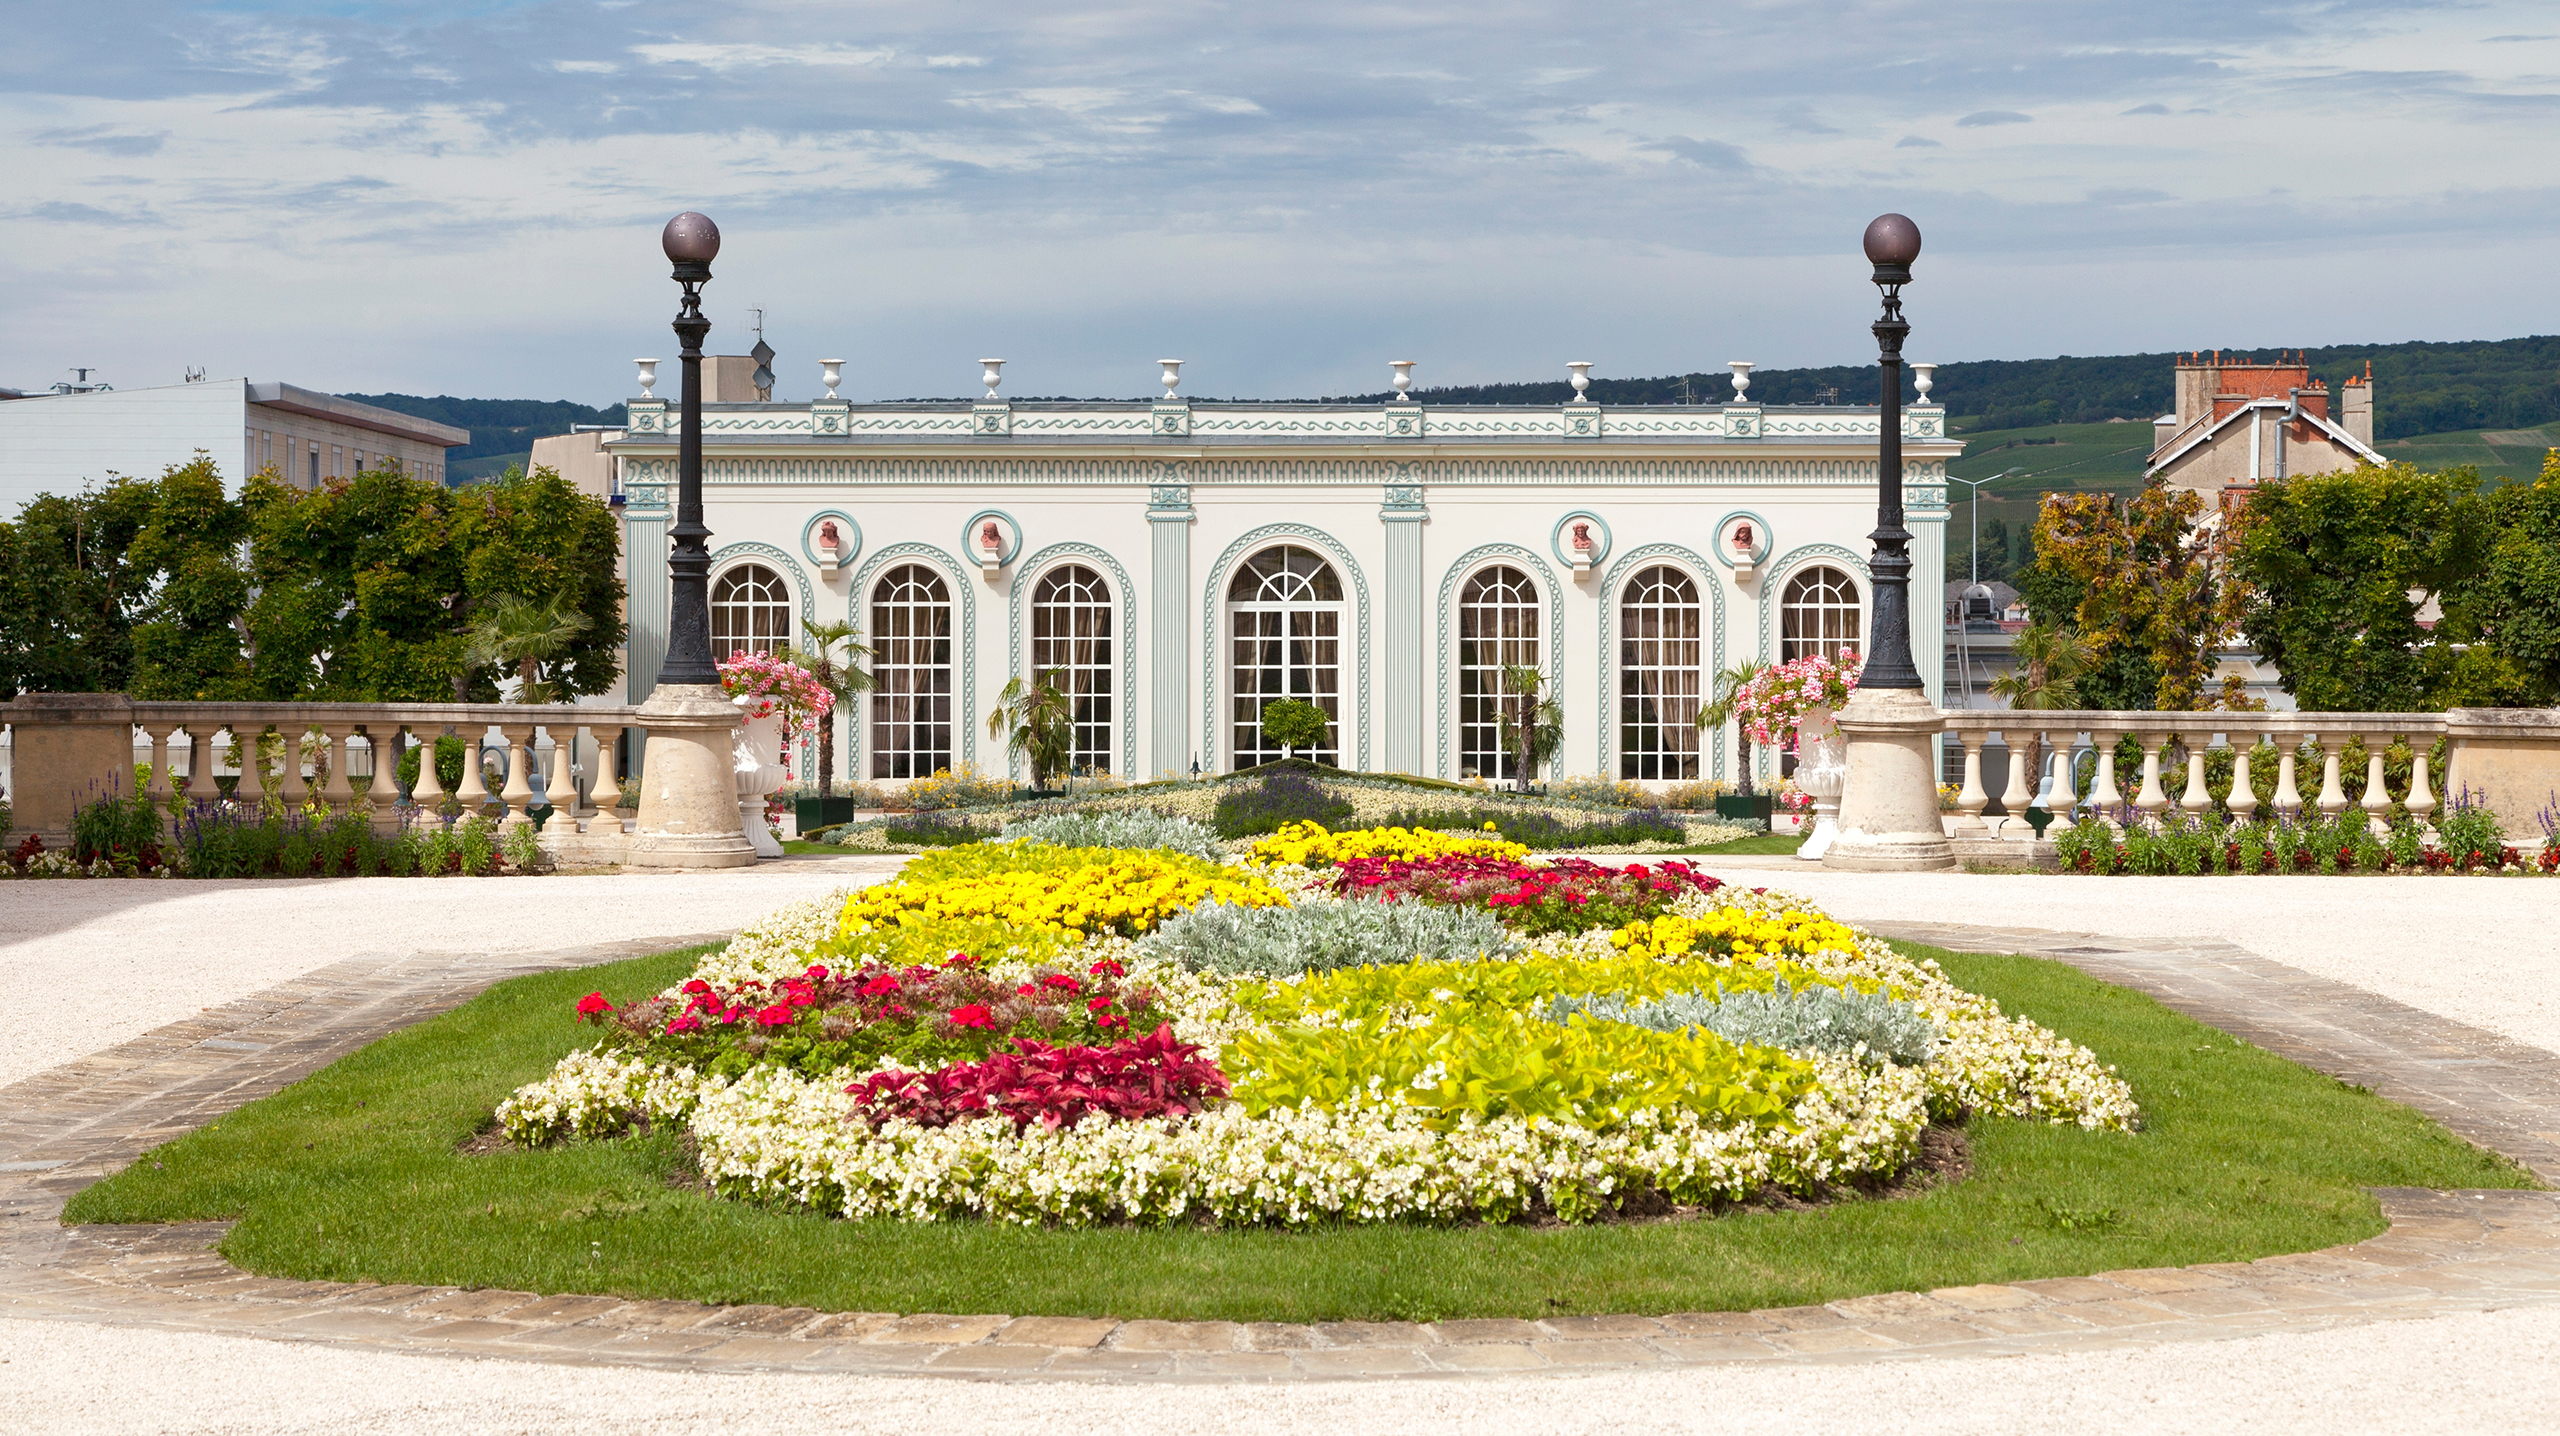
[
  {"xmin": 66, "ymin": 941, "xmax": 2530, "ymax": 1321},
  {"xmin": 1227, "ymin": 953, "xmax": 1825, "ymax": 1124}
]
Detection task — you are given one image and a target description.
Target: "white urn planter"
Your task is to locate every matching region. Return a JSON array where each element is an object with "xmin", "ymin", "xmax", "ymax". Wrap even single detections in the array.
[
  {"xmin": 1794, "ymin": 704, "xmax": 1849, "ymax": 861},
  {"xmin": 734, "ymin": 711, "xmax": 789, "ymax": 859}
]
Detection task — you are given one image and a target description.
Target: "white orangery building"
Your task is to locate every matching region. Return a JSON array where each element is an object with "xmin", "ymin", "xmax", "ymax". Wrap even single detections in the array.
[{"xmin": 598, "ymin": 362, "xmax": 1960, "ymax": 789}]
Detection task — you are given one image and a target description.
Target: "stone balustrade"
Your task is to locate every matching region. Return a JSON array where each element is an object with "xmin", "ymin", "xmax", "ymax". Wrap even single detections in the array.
[
  {"xmin": 0, "ymin": 693, "xmax": 646, "ymax": 845},
  {"xmin": 1934, "ymin": 708, "xmax": 2560, "ymax": 842}
]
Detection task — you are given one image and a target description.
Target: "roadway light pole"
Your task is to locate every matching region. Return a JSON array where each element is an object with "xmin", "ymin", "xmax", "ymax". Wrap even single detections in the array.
[
  {"xmin": 627, "ymin": 211, "xmax": 755, "ymax": 868},
  {"xmin": 1824, "ymin": 213, "xmax": 1957, "ymax": 870}
]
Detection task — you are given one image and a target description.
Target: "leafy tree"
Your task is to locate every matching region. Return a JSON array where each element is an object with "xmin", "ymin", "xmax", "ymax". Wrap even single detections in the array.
[
  {"xmin": 2029, "ymin": 481, "xmax": 2258, "ymax": 711},
  {"xmin": 0, "ymin": 479, "xmax": 154, "ymax": 698},
  {"xmin": 989, "ymin": 670, "xmax": 1076, "ymax": 787},
  {"xmin": 2233, "ymin": 463, "xmax": 2490, "ymax": 711},
  {"xmin": 463, "ymin": 592, "xmax": 592, "ymax": 702},
  {"xmin": 242, "ymin": 465, "xmax": 471, "ymax": 700},
  {"xmin": 1696, "ymin": 659, "xmax": 1768, "ymax": 795},
  {"xmin": 126, "ymin": 456, "xmax": 254, "ymax": 700},
  {"xmin": 1258, "ymin": 697, "xmax": 1332, "ymax": 763},
  {"xmin": 1497, "ymin": 663, "xmax": 1564, "ymax": 791},
  {"xmin": 2444, "ymin": 450, "xmax": 2560, "ymax": 704},
  {"xmin": 1985, "ymin": 622, "xmax": 2089, "ymax": 797},
  {"xmin": 785, "ymin": 619, "xmax": 876, "ymax": 796}
]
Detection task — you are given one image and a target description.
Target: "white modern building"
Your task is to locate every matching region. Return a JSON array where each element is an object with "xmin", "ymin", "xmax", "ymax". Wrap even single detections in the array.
[
  {"xmin": 597, "ymin": 360, "xmax": 1961, "ymax": 788},
  {"xmin": 0, "ymin": 379, "xmax": 466, "ymax": 512}
]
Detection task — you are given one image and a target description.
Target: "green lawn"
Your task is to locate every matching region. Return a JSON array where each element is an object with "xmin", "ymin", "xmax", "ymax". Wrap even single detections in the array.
[
  {"xmin": 2378, "ymin": 427, "xmax": 2557, "ymax": 486},
  {"xmin": 64, "ymin": 939, "xmax": 2529, "ymax": 1322},
  {"xmin": 1677, "ymin": 831, "xmax": 1807, "ymax": 856}
]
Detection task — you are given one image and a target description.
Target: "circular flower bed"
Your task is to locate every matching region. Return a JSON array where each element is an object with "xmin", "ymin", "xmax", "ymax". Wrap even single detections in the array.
[{"xmin": 501, "ymin": 821, "xmax": 2137, "ymax": 1226}]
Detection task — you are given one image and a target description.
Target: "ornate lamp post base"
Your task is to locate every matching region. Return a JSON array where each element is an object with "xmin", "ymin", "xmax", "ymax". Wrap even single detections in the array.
[
  {"xmin": 1822, "ymin": 686, "xmax": 1956, "ymax": 870},
  {"xmin": 626, "ymin": 684, "xmax": 756, "ymax": 869}
]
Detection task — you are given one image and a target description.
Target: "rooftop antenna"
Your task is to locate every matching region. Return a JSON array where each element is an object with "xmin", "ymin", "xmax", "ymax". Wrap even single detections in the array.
[
  {"xmin": 748, "ymin": 307, "xmax": 775, "ymax": 401},
  {"xmin": 183, "ymin": 366, "xmax": 205, "ymax": 383}
]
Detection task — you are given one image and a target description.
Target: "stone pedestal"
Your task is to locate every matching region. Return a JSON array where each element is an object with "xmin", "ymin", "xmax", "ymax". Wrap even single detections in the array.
[
  {"xmin": 2445, "ymin": 708, "xmax": 2560, "ymax": 842},
  {"xmin": 2, "ymin": 692, "xmax": 137, "ymax": 847},
  {"xmin": 1793, "ymin": 705, "xmax": 1846, "ymax": 861},
  {"xmin": 625, "ymin": 684, "xmax": 754, "ymax": 869},
  {"xmin": 1822, "ymin": 686, "xmax": 1956, "ymax": 871}
]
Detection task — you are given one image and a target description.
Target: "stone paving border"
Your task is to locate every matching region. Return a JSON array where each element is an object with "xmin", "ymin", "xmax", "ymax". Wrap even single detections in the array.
[{"xmin": 5, "ymin": 920, "xmax": 2559, "ymax": 1382}]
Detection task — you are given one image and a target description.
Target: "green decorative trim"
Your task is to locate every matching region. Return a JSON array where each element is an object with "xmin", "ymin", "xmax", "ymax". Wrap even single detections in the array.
[
  {"xmin": 707, "ymin": 542, "xmax": 818, "ymax": 636},
  {"xmin": 1434, "ymin": 545, "xmax": 1565, "ymax": 780},
  {"xmin": 848, "ymin": 543, "xmax": 978, "ymax": 776},
  {"xmin": 610, "ymin": 455, "xmax": 1916, "ymax": 489},
  {"xmin": 1005, "ymin": 542, "xmax": 1140, "ymax": 783},
  {"xmin": 1201, "ymin": 525, "xmax": 1371, "ymax": 773},
  {"xmin": 1594, "ymin": 546, "xmax": 1727, "ymax": 779},
  {"xmin": 1755, "ymin": 542, "xmax": 1873, "ymax": 668},
  {"xmin": 1708, "ymin": 510, "xmax": 1773, "ymax": 569}
]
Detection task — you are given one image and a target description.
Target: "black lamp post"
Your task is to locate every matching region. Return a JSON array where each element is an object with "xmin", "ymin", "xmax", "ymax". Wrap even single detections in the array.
[
  {"xmin": 1860, "ymin": 212, "xmax": 1924, "ymax": 692},
  {"xmin": 658, "ymin": 211, "xmax": 721, "ymax": 689}
]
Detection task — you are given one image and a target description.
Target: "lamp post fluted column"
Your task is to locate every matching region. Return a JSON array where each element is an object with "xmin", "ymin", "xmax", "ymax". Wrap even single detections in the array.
[
  {"xmin": 1823, "ymin": 213, "xmax": 1956, "ymax": 870},
  {"xmin": 626, "ymin": 210, "xmax": 755, "ymax": 868}
]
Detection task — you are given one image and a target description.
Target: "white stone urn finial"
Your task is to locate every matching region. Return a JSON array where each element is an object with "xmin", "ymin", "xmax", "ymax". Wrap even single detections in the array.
[
  {"xmin": 1567, "ymin": 362, "xmax": 1594, "ymax": 403},
  {"xmin": 635, "ymin": 359, "xmax": 659, "ymax": 399},
  {"xmin": 1160, "ymin": 359, "xmax": 1184, "ymax": 400},
  {"xmin": 1391, "ymin": 360, "xmax": 1416, "ymax": 401},
  {"xmin": 1912, "ymin": 362, "xmax": 1936, "ymax": 405},
  {"xmin": 820, "ymin": 359, "xmax": 843, "ymax": 400},
  {"xmin": 980, "ymin": 358, "xmax": 1005, "ymax": 400},
  {"xmin": 1728, "ymin": 360, "xmax": 1753, "ymax": 401}
]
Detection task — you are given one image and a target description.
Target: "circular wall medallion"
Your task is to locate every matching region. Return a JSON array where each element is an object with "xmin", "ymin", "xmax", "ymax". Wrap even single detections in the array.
[
  {"xmin": 1711, "ymin": 511, "xmax": 1772, "ymax": 569},
  {"xmin": 1549, "ymin": 510, "xmax": 1612, "ymax": 570},
  {"xmin": 961, "ymin": 509, "xmax": 1022, "ymax": 567},
  {"xmin": 800, "ymin": 510, "xmax": 862, "ymax": 570}
]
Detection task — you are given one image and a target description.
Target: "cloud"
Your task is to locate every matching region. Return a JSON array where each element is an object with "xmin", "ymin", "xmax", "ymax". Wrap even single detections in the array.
[
  {"xmin": 1955, "ymin": 110, "xmax": 2033, "ymax": 127},
  {"xmin": 1895, "ymin": 135, "xmax": 1944, "ymax": 148},
  {"xmin": 551, "ymin": 60, "xmax": 618, "ymax": 75},
  {"xmin": 630, "ymin": 43, "xmax": 895, "ymax": 72},
  {"xmin": 2088, "ymin": 187, "xmax": 2173, "ymax": 204},
  {"xmin": 1648, "ymin": 135, "xmax": 1751, "ymax": 170},
  {"xmin": 32, "ymin": 125, "xmax": 167, "ymax": 157},
  {"xmin": 1777, "ymin": 110, "xmax": 1842, "ymax": 135},
  {"xmin": 2484, "ymin": 34, "xmax": 2555, "ymax": 42},
  {"xmin": 2121, "ymin": 102, "xmax": 2171, "ymax": 115}
]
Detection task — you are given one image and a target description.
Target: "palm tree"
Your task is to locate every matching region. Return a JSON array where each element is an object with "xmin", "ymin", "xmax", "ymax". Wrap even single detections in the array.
[
  {"xmin": 1987, "ymin": 622, "xmax": 2090, "ymax": 805},
  {"xmin": 987, "ymin": 669, "xmax": 1075, "ymax": 789},
  {"xmin": 1696, "ymin": 659, "xmax": 1770, "ymax": 796},
  {"xmin": 784, "ymin": 619, "xmax": 875, "ymax": 797},
  {"xmin": 462, "ymin": 592, "xmax": 591, "ymax": 703},
  {"xmin": 1497, "ymin": 663, "xmax": 1563, "ymax": 793}
]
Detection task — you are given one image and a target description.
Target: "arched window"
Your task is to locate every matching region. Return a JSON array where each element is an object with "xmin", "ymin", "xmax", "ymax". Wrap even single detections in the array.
[
  {"xmin": 1457, "ymin": 565, "xmax": 1540, "ymax": 781},
  {"xmin": 1030, "ymin": 564, "xmax": 1114, "ymax": 776},
  {"xmin": 1781, "ymin": 564, "xmax": 1863, "ymax": 664},
  {"xmin": 870, "ymin": 564, "xmax": 952, "ymax": 779},
  {"xmin": 1228, "ymin": 545, "xmax": 1343, "ymax": 767},
  {"xmin": 1620, "ymin": 565, "xmax": 1702, "ymax": 780},
  {"xmin": 711, "ymin": 563, "xmax": 792, "ymax": 660}
]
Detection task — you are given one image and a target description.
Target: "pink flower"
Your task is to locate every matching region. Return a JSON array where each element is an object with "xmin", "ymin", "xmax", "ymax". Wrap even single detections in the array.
[{"xmin": 665, "ymin": 1013, "xmax": 703, "ymax": 1034}]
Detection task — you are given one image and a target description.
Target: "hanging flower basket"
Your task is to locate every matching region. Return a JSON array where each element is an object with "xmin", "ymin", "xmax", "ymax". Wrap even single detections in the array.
[
  {"xmin": 1732, "ymin": 652, "xmax": 1862, "ymax": 751},
  {"xmin": 718, "ymin": 651, "xmax": 835, "ymax": 738}
]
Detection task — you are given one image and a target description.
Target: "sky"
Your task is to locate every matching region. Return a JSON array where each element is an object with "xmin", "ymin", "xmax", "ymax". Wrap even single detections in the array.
[{"xmin": 5, "ymin": 1, "xmax": 2558, "ymax": 406}]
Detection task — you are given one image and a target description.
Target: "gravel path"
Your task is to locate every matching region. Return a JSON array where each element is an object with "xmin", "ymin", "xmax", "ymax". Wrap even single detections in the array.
[
  {"xmin": 0, "ymin": 860, "xmax": 894, "ymax": 1090},
  {"xmin": 1698, "ymin": 862, "xmax": 2560, "ymax": 1058},
  {"xmin": 6, "ymin": 858, "xmax": 2559, "ymax": 1433}
]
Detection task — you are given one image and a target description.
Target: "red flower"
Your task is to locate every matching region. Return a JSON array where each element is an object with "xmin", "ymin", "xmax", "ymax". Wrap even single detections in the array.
[
  {"xmin": 1017, "ymin": 983, "xmax": 1039, "ymax": 997},
  {"xmin": 1041, "ymin": 974, "xmax": 1082, "ymax": 993},
  {"xmin": 943, "ymin": 952, "xmax": 977, "ymax": 968},
  {"xmin": 860, "ymin": 975, "xmax": 902, "ymax": 997},
  {"xmin": 805, "ymin": 964, "xmax": 830, "ymax": 981},
  {"xmin": 1089, "ymin": 958, "xmax": 1127, "ymax": 978},
  {"xmin": 754, "ymin": 1003, "xmax": 796, "ymax": 1027},
  {"xmin": 681, "ymin": 979, "xmax": 713, "ymax": 996},
  {"xmin": 576, "ymin": 992, "xmax": 613, "ymax": 1018},
  {"xmin": 665, "ymin": 1013, "xmax": 703, "ymax": 1034},
  {"xmin": 947, "ymin": 1003, "xmax": 996, "ymax": 1030},
  {"xmin": 1087, "ymin": 996, "xmax": 1114, "ymax": 1012}
]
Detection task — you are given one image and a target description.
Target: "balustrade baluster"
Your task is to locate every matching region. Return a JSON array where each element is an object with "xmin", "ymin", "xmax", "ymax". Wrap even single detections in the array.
[
  {"xmin": 2273, "ymin": 743, "xmax": 2303, "ymax": 820},
  {"xmin": 412, "ymin": 725, "xmax": 450, "ymax": 824},
  {"xmin": 2038, "ymin": 731, "xmax": 2078, "ymax": 816},
  {"xmin": 2088, "ymin": 730, "xmax": 2124, "ymax": 833},
  {"xmin": 2228, "ymin": 736, "xmax": 2260, "ymax": 821},
  {"xmin": 276, "ymin": 723, "xmax": 310, "ymax": 810},
  {"xmin": 2362, "ymin": 743, "xmax": 2393, "ymax": 836},
  {"xmin": 318, "ymin": 727, "xmax": 358, "ymax": 815},
  {"xmin": 453, "ymin": 727, "xmax": 493, "ymax": 817},
  {"xmin": 1954, "ymin": 731, "xmax": 1989, "ymax": 832},
  {"xmin": 2134, "ymin": 730, "xmax": 2171, "ymax": 829},
  {"xmin": 583, "ymin": 727, "xmax": 621, "ymax": 832},
  {"xmin": 1997, "ymin": 737, "xmax": 2031, "ymax": 839},
  {"xmin": 499, "ymin": 726, "xmax": 537, "ymax": 828},
  {"xmin": 2179, "ymin": 729, "xmax": 2215, "ymax": 820},
  {"xmin": 2406, "ymin": 743, "xmax": 2439, "ymax": 839},
  {"xmin": 2315, "ymin": 737, "xmax": 2348, "ymax": 819},
  {"xmin": 144, "ymin": 727, "xmax": 174, "ymax": 810},
  {"xmin": 537, "ymin": 727, "xmax": 570, "ymax": 822},
  {"xmin": 231, "ymin": 727, "xmax": 266, "ymax": 805},
  {"xmin": 357, "ymin": 731, "xmax": 396, "ymax": 830}
]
